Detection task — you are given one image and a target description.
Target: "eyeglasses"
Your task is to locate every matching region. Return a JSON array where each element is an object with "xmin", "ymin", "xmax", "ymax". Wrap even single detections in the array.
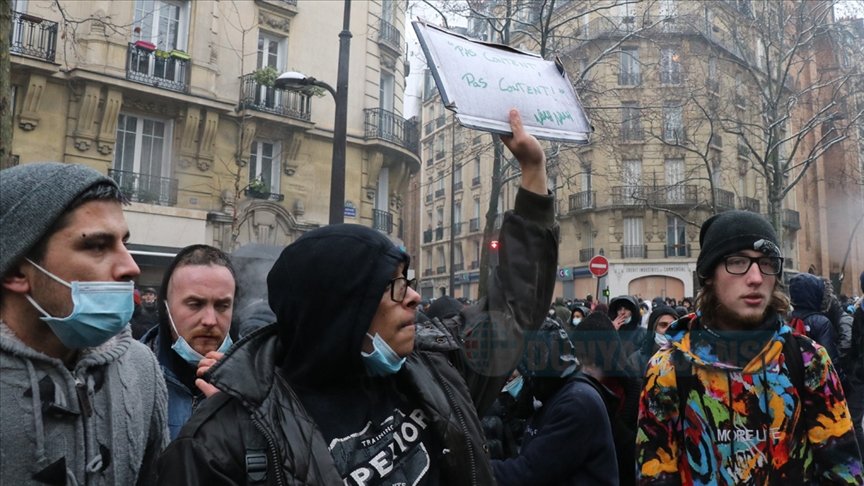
[
  {"xmin": 723, "ymin": 255, "xmax": 784, "ymax": 276},
  {"xmin": 387, "ymin": 276, "xmax": 417, "ymax": 302}
]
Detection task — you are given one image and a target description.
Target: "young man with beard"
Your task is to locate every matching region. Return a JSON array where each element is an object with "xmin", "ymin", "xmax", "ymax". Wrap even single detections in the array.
[
  {"xmin": 636, "ymin": 210, "xmax": 863, "ymax": 484},
  {"xmin": 156, "ymin": 110, "xmax": 558, "ymax": 484},
  {"xmin": 141, "ymin": 245, "xmax": 236, "ymax": 439},
  {"xmin": 0, "ymin": 163, "xmax": 168, "ymax": 484}
]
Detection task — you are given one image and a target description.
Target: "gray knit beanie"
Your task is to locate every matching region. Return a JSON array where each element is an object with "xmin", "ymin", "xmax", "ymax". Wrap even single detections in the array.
[
  {"xmin": 696, "ymin": 210, "xmax": 781, "ymax": 284},
  {"xmin": 0, "ymin": 163, "xmax": 117, "ymax": 276}
]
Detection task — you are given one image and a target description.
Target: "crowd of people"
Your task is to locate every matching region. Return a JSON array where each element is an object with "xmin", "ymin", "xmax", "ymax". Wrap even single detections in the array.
[{"xmin": 1, "ymin": 109, "xmax": 862, "ymax": 485}]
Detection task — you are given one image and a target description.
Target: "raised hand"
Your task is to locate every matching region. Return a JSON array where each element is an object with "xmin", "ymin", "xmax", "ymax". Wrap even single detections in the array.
[{"xmin": 499, "ymin": 109, "xmax": 547, "ymax": 195}]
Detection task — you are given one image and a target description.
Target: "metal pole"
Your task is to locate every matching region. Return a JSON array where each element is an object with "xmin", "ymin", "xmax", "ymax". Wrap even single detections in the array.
[
  {"xmin": 330, "ymin": 0, "xmax": 352, "ymax": 224},
  {"xmin": 448, "ymin": 114, "xmax": 456, "ymax": 296}
]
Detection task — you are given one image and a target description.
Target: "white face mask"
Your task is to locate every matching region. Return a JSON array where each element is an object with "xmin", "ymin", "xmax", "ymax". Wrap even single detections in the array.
[
  {"xmin": 654, "ymin": 332, "xmax": 670, "ymax": 348},
  {"xmin": 571, "ymin": 317, "xmax": 582, "ymax": 326}
]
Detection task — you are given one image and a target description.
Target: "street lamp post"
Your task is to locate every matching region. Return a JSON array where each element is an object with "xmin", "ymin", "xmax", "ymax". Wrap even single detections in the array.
[{"xmin": 275, "ymin": 0, "xmax": 352, "ymax": 225}]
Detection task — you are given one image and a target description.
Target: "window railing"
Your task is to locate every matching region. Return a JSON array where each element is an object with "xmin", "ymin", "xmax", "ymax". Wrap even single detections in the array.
[
  {"xmin": 452, "ymin": 222, "xmax": 463, "ymax": 236},
  {"xmin": 435, "ymin": 188, "xmax": 445, "ymax": 198},
  {"xmin": 783, "ymin": 208, "xmax": 801, "ymax": 230},
  {"xmin": 240, "ymin": 73, "xmax": 312, "ymax": 121},
  {"xmin": 472, "ymin": 176, "xmax": 481, "ymax": 187},
  {"xmin": 739, "ymin": 196, "xmax": 760, "ymax": 213},
  {"xmin": 435, "ymin": 226, "xmax": 444, "ymax": 240},
  {"xmin": 126, "ymin": 43, "xmax": 189, "ymax": 93},
  {"xmin": 469, "ymin": 218, "xmax": 480, "ymax": 232},
  {"xmin": 618, "ymin": 72, "xmax": 641, "ymax": 86},
  {"xmin": 364, "ymin": 108, "xmax": 420, "ymax": 155},
  {"xmin": 453, "ymin": 262, "xmax": 464, "ymax": 272},
  {"xmin": 244, "ymin": 188, "xmax": 285, "ymax": 202},
  {"xmin": 569, "ymin": 190, "xmax": 596, "ymax": 211},
  {"xmin": 713, "ymin": 188, "xmax": 735, "ymax": 210},
  {"xmin": 425, "ymin": 194, "xmax": 433, "ymax": 204},
  {"xmin": 436, "ymin": 265, "xmax": 446, "ymax": 274},
  {"xmin": 622, "ymin": 245, "xmax": 647, "ymax": 259},
  {"xmin": 378, "ymin": 18, "xmax": 402, "ymax": 53},
  {"xmin": 665, "ymin": 244, "xmax": 691, "ymax": 257},
  {"xmin": 109, "ymin": 169, "xmax": 178, "ymax": 206},
  {"xmin": 11, "ymin": 11, "xmax": 57, "ymax": 62},
  {"xmin": 620, "ymin": 127, "xmax": 643, "ymax": 142},
  {"xmin": 579, "ymin": 248, "xmax": 595, "ymax": 262},
  {"xmin": 470, "ymin": 260, "xmax": 480, "ymax": 269},
  {"xmin": 373, "ymin": 209, "xmax": 393, "ymax": 234},
  {"xmin": 611, "ymin": 186, "xmax": 646, "ymax": 205}
]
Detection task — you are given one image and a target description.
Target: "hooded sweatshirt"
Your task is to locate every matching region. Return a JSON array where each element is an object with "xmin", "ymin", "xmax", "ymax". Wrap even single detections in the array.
[
  {"xmin": 0, "ymin": 323, "xmax": 168, "ymax": 485},
  {"xmin": 636, "ymin": 314, "xmax": 863, "ymax": 485},
  {"xmin": 157, "ymin": 187, "xmax": 559, "ymax": 485}
]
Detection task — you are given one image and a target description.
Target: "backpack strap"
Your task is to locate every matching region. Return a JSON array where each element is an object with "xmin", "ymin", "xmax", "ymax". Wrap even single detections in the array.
[{"xmin": 242, "ymin": 418, "xmax": 269, "ymax": 485}]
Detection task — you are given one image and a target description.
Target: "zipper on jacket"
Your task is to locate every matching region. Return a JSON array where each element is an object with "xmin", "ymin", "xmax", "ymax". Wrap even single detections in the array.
[
  {"xmin": 75, "ymin": 377, "xmax": 93, "ymax": 417},
  {"xmin": 423, "ymin": 354, "xmax": 478, "ymax": 486},
  {"xmin": 252, "ymin": 415, "xmax": 287, "ymax": 486}
]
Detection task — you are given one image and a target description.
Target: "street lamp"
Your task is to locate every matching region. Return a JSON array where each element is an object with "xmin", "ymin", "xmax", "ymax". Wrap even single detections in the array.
[{"xmin": 274, "ymin": 0, "xmax": 352, "ymax": 225}]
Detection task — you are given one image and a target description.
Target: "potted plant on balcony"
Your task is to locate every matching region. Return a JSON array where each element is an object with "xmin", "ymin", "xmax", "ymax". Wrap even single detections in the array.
[
  {"xmin": 252, "ymin": 66, "xmax": 279, "ymax": 87},
  {"xmin": 247, "ymin": 177, "xmax": 268, "ymax": 198},
  {"xmin": 170, "ymin": 49, "xmax": 191, "ymax": 61}
]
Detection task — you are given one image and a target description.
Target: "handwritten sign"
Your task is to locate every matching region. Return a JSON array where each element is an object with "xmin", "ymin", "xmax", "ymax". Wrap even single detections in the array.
[{"xmin": 413, "ymin": 20, "xmax": 591, "ymax": 144}]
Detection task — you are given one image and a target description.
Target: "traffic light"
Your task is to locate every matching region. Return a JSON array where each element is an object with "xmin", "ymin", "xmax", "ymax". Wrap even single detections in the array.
[
  {"xmin": 489, "ymin": 240, "xmax": 500, "ymax": 250},
  {"xmin": 602, "ymin": 287, "xmax": 610, "ymax": 297},
  {"xmin": 489, "ymin": 240, "xmax": 500, "ymax": 266}
]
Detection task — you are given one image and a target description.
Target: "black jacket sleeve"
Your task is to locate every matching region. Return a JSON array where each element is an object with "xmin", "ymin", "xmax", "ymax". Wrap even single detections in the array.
[{"xmin": 456, "ymin": 187, "xmax": 559, "ymax": 415}]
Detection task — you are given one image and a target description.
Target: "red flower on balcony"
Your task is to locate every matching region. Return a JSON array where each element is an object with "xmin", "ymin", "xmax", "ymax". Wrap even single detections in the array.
[{"xmin": 133, "ymin": 40, "xmax": 156, "ymax": 51}]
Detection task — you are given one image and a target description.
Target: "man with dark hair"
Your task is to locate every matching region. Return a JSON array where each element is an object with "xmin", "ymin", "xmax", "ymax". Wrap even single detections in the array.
[
  {"xmin": 0, "ymin": 163, "xmax": 168, "ymax": 484},
  {"xmin": 141, "ymin": 244, "xmax": 237, "ymax": 439},
  {"xmin": 637, "ymin": 210, "xmax": 862, "ymax": 484},
  {"xmin": 157, "ymin": 110, "xmax": 558, "ymax": 484}
]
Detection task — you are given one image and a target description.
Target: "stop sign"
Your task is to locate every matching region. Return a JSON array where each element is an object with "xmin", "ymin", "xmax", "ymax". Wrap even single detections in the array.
[{"xmin": 588, "ymin": 255, "xmax": 609, "ymax": 277}]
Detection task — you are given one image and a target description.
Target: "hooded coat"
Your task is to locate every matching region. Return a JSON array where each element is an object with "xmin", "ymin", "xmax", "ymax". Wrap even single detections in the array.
[
  {"xmin": 636, "ymin": 314, "xmax": 863, "ymax": 484},
  {"xmin": 608, "ymin": 295, "xmax": 646, "ymax": 355},
  {"xmin": 0, "ymin": 323, "xmax": 168, "ymax": 485},
  {"xmin": 789, "ymin": 273, "xmax": 842, "ymax": 373},
  {"xmin": 157, "ymin": 188, "xmax": 558, "ymax": 485},
  {"xmin": 627, "ymin": 305, "xmax": 681, "ymax": 376}
]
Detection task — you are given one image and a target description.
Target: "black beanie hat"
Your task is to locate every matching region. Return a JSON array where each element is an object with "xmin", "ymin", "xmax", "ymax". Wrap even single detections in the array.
[{"xmin": 696, "ymin": 210, "xmax": 781, "ymax": 284}]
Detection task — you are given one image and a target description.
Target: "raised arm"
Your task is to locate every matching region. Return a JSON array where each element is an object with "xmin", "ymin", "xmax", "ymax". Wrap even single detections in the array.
[{"xmin": 500, "ymin": 109, "xmax": 547, "ymax": 195}]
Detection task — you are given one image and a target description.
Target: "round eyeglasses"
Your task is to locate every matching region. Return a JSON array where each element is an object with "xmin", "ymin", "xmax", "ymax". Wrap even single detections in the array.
[
  {"xmin": 723, "ymin": 255, "xmax": 784, "ymax": 276},
  {"xmin": 387, "ymin": 276, "xmax": 417, "ymax": 302}
]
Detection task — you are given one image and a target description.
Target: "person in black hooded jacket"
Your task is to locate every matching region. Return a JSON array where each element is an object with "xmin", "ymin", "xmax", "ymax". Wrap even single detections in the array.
[{"xmin": 156, "ymin": 109, "xmax": 559, "ymax": 485}]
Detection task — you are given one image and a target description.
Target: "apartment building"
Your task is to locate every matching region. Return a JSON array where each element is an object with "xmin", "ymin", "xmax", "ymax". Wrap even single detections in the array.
[
  {"xmin": 415, "ymin": 0, "xmax": 863, "ymax": 300},
  {"xmin": 8, "ymin": 0, "xmax": 420, "ymax": 285}
]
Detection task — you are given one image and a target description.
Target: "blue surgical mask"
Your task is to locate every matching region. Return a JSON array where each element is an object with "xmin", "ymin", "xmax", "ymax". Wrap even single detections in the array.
[
  {"xmin": 571, "ymin": 317, "xmax": 582, "ymax": 326},
  {"xmin": 25, "ymin": 259, "xmax": 134, "ymax": 349},
  {"xmin": 502, "ymin": 375, "xmax": 524, "ymax": 399},
  {"xmin": 361, "ymin": 333, "xmax": 406, "ymax": 376},
  {"xmin": 164, "ymin": 302, "xmax": 233, "ymax": 366}
]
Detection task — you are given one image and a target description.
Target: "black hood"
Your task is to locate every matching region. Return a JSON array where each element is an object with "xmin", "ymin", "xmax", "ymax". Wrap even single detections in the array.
[
  {"xmin": 608, "ymin": 295, "xmax": 640, "ymax": 330},
  {"xmin": 267, "ymin": 224, "xmax": 409, "ymax": 386}
]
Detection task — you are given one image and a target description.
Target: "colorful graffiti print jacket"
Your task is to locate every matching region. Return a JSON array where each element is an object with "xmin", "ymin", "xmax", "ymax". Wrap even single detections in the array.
[{"xmin": 636, "ymin": 313, "xmax": 863, "ymax": 485}]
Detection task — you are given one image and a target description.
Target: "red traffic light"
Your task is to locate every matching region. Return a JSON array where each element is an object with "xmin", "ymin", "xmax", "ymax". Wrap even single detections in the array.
[{"xmin": 489, "ymin": 240, "xmax": 500, "ymax": 250}]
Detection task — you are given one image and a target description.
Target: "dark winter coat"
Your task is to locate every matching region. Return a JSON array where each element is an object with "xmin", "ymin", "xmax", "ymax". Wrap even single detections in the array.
[
  {"xmin": 156, "ymin": 188, "xmax": 559, "ymax": 485},
  {"xmin": 491, "ymin": 373, "xmax": 619, "ymax": 486},
  {"xmin": 609, "ymin": 295, "xmax": 646, "ymax": 356},
  {"xmin": 789, "ymin": 273, "xmax": 843, "ymax": 374}
]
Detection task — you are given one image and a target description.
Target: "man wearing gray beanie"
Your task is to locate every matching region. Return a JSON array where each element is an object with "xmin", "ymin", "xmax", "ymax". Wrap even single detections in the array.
[
  {"xmin": 637, "ymin": 210, "xmax": 862, "ymax": 484},
  {"xmin": 0, "ymin": 163, "xmax": 168, "ymax": 484}
]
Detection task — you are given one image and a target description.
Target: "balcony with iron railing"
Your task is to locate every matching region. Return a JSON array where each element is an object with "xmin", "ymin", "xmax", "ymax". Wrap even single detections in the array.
[
  {"xmin": 739, "ymin": 196, "xmax": 760, "ymax": 213},
  {"xmin": 435, "ymin": 226, "xmax": 444, "ymax": 240},
  {"xmin": 240, "ymin": 73, "xmax": 312, "ymax": 121},
  {"xmin": 11, "ymin": 11, "xmax": 57, "ymax": 62},
  {"xmin": 649, "ymin": 185, "xmax": 698, "ymax": 206},
  {"xmin": 454, "ymin": 180, "xmax": 463, "ymax": 192},
  {"xmin": 713, "ymin": 188, "xmax": 735, "ymax": 211},
  {"xmin": 373, "ymin": 209, "xmax": 393, "ymax": 234},
  {"xmin": 423, "ymin": 229, "xmax": 433, "ymax": 243},
  {"xmin": 109, "ymin": 169, "xmax": 178, "ymax": 206},
  {"xmin": 622, "ymin": 245, "xmax": 647, "ymax": 259},
  {"xmin": 569, "ymin": 190, "xmax": 596, "ymax": 212},
  {"xmin": 611, "ymin": 186, "xmax": 647, "ymax": 205},
  {"xmin": 126, "ymin": 43, "xmax": 190, "ymax": 93},
  {"xmin": 436, "ymin": 265, "xmax": 446, "ymax": 274},
  {"xmin": 364, "ymin": 108, "xmax": 420, "ymax": 156},
  {"xmin": 783, "ymin": 208, "xmax": 801, "ymax": 230},
  {"xmin": 579, "ymin": 248, "xmax": 595, "ymax": 262},
  {"xmin": 434, "ymin": 188, "xmax": 445, "ymax": 199},
  {"xmin": 378, "ymin": 19, "xmax": 402, "ymax": 53}
]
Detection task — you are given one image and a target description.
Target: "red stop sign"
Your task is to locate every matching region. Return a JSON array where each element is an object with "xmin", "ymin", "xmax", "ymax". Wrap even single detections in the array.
[{"xmin": 588, "ymin": 255, "xmax": 609, "ymax": 277}]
